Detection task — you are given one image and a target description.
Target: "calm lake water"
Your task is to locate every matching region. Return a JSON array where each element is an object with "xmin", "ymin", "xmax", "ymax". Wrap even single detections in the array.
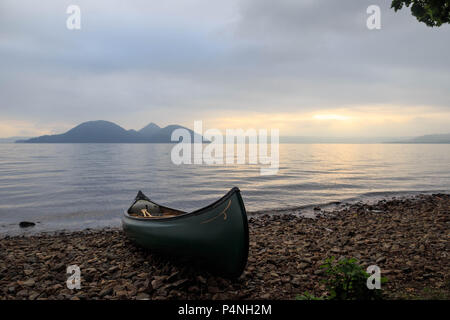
[{"xmin": 1, "ymin": 143, "xmax": 449, "ymax": 235}]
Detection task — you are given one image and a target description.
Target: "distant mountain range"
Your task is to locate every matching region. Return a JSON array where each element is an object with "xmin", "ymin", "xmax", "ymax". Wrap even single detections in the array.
[
  {"xmin": 280, "ymin": 134, "xmax": 450, "ymax": 144},
  {"xmin": 4, "ymin": 123, "xmax": 449, "ymax": 144},
  {"xmin": 15, "ymin": 121, "xmax": 205, "ymax": 143},
  {"xmin": 386, "ymin": 133, "xmax": 450, "ymax": 144},
  {"xmin": 0, "ymin": 137, "xmax": 30, "ymax": 143}
]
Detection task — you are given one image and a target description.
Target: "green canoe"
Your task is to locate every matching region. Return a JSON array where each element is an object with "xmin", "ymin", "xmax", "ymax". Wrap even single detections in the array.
[{"xmin": 122, "ymin": 187, "xmax": 249, "ymax": 278}]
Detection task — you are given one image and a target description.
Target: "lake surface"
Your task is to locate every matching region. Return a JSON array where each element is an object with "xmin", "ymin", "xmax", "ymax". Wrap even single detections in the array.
[{"xmin": 1, "ymin": 144, "xmax": 449, "ymax": 235}]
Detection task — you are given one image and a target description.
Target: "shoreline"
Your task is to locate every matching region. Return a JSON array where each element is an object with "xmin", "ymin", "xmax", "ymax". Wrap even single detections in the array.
[
  {"xmin": 1, "ymin": 193, "xmax": 448, "ymax": 300},
  {"xmin": 2, "ymin": 189, "xmax": 449, "ymax": 238}
]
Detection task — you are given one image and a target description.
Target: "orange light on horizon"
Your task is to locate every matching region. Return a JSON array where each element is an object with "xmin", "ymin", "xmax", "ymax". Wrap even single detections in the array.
[{"xmin": 313, "ymin": 114, "xmax": 351, "ymax": 121}]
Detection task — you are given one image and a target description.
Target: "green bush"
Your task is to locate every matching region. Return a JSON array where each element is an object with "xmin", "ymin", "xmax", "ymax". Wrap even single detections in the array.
[
  {"xmin": 296, "ymin": 257, "xmax": 387, "ymax": 300},
  {"xmin": 320, "ymin": 257, "xmax": 385, "ymax": 300}
]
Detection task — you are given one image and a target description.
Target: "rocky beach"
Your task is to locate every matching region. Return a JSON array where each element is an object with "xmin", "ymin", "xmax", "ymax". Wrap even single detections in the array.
[{"xmin": 0, "ymin": 193, "xmax": 448, "ymax": 300}]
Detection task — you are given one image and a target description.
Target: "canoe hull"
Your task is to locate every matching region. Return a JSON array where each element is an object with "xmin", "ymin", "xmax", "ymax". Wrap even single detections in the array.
[{"xmin": 122, "ymin": 187, "xmax": 249, "ymax": 278}]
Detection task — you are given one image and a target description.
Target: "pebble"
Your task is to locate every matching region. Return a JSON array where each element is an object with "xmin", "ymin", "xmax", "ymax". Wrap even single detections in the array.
[{"xmin": 19, "ymin": 221, "xmax": 35, "ymax": 228}]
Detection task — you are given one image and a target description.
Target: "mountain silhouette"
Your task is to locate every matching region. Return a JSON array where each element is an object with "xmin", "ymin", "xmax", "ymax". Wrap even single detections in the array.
[
  {"xmin": 386, "ymin": 133, "xmax": 450, "ymax": 144},
  {"xmin": 16, "ymin": 120, "xmax": 205, "ymax": 143},
  {"xmin": 407, "ymin": 133, "xmax": 450, "ymax": 143},
  {"xmin": 139, "ymin": 122, "xmax": 161, "ymax": 137}
]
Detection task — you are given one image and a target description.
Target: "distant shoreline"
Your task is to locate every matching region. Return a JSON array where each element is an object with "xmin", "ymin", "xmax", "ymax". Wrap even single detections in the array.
[{"xmin": 2, "ymin": 122, "xmax": 449, "ymax": 144}]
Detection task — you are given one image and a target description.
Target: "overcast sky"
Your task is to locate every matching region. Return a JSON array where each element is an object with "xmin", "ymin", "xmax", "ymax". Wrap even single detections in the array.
[{"xmin": 1, "ymin": 0, "xmax": 449, "ymax": 137}]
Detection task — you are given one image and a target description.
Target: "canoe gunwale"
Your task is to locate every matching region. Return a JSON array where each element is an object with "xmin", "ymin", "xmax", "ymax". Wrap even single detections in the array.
[{"xmin": 123, "ymin": 187, "xmax": 242, "ymax": 222}]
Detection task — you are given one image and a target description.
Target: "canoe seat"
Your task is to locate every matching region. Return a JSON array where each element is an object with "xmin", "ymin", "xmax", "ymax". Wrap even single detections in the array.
[
  {"xmin": 128, "ymin": 199, "xmax": 185, "ymax": 219},
  {"xmin": 129, "ymin": 210, "xmax": 180, "ymax": 219}
]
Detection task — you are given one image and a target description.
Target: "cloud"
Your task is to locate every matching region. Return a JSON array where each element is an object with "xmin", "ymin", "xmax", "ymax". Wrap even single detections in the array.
[
  {"xmin": 202, "ymin": 104, "xmax": 450, "ymax": 137},
  {"xmin": 0, "ymin": 0, "xmax": 449, "ymax": 137}
]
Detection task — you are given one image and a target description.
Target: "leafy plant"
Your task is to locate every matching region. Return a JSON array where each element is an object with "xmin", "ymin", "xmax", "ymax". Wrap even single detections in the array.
[
  {"xmin": 391, "ymin": 0, "xmax": 450, "ymax": 27},
  {"xmin": 319, "ymin": 257, "xmax": 386, "ymax": 300}
]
